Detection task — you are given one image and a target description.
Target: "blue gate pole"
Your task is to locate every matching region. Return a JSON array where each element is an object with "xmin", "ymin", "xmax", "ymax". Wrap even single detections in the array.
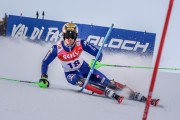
[{"xmin": 79, "ymin": 24, "xmax": 114, "ymax": 92}]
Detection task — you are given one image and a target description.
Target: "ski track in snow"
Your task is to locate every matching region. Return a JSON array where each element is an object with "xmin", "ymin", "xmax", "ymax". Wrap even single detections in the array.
[{"xmin": 0, "ymin": 37, "xmax": 180, "ymax": 120}]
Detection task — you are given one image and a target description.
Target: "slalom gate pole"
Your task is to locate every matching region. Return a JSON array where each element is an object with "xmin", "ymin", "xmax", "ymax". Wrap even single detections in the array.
[
  {"xmin": 0, "ymin": 77, "xmax": 39, "ymax": 85},
  {"xmin": 142, "ymin": 0, "xmax": 174, "ymax": 120},
  {"xmin": 79, "ymin": 24, "xmax": 114, "ymax": 92}
]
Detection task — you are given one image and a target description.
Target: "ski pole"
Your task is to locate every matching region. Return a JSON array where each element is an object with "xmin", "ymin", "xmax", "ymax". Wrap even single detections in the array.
[
  {"xmin": 89, "ymin": 60, "xmax": 180, "ymax": 70},
  {"xmin": 79, "ymin": 24, "xmax": 114, "ymax": 92},
  {"xmin": 0, "ymin": 77, "xmax": 39, "ymax": 85}
]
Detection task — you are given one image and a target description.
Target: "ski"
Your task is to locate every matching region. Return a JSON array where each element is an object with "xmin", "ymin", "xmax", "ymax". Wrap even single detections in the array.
[
  {"xmin": 113, "ymin": 93, "xmax": 124, "ymax": 104},
  {"xmin": 151, "ymin": 99, "xmax": 160, "ymax": 107}
]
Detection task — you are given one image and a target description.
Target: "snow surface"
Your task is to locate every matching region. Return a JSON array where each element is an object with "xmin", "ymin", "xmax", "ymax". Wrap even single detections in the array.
[
  {"xmin": 0, "ymin": 37, "xmax": 180, "ymax": 120},
  {"xmin": 1, "ymin": 0, "xmax": 180, "ymax": 119}
]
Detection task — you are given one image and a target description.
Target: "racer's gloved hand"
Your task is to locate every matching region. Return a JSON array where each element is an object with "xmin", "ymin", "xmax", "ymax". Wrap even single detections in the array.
[
  {"xmin": 89, "ymin": 59, "xmax": 101, "ymax": 69},
  {"xmin": 39, "ymin": 74, "xmax": 50, "ymax": 88}
]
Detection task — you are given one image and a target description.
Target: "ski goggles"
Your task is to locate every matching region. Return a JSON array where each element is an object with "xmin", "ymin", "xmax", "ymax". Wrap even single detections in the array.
[{"xmin": 64, "ymin": 31, "xmax": 77, "ymax": 39}]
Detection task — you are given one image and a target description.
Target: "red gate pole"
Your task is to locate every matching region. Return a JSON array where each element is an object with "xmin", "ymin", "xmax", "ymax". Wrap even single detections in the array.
[{"xmin": 142, "ymin": 0, "xmax": 174, "ymax": 120}]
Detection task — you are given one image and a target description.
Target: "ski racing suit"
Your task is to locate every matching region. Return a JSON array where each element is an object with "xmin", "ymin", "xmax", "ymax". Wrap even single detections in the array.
[{"xmin": 41, "ymin": 39, "xmax": 111, "ymax": 87}]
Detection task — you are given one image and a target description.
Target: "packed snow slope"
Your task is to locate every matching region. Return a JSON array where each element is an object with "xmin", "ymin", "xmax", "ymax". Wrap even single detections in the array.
[{"xmin": 0, "ymin": 37, "xmax": 180, "ymax": 120}]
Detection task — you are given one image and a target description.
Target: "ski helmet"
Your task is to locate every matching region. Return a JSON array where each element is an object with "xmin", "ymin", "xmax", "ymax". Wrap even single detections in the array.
[{"xmin": 62, "ymin": 23, "xmax": 78, "ymax": 40}]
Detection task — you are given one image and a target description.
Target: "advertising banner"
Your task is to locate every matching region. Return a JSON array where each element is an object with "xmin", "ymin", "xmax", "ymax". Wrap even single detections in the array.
[{"xmin": 6, "ymin": 15, "xmax": 156, "ymax": 56}]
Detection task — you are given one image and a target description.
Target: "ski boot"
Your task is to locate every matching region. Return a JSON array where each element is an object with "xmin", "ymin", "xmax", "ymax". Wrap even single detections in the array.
[
  {"xmin": 105, "ymin": 88, "xmax": 124, "ymax": 104},
  {"xmin": 130, "ymin": 92, "xmax": 160, "ymax": 106}
]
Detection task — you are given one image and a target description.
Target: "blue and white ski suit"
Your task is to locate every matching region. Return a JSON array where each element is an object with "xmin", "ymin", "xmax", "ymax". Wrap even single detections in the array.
[{"xmin": 41, "ymin": 39, "xmax": 110, "ymax": 86}]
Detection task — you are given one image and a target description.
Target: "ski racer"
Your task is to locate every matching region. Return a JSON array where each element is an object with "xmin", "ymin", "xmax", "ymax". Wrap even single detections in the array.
[{"xmin": 39, "ymin": 22, "xmax": 159, "ymax": 106}]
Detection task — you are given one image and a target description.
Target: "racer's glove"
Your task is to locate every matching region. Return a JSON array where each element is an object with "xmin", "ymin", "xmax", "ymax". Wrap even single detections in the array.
[
  {"xmin": 89, "ymin": 59, "xmax": 101, "ymax": 69},
  {"xmin": 39, "ymin": 74, "xmax": 50, "ymax": 88}
]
